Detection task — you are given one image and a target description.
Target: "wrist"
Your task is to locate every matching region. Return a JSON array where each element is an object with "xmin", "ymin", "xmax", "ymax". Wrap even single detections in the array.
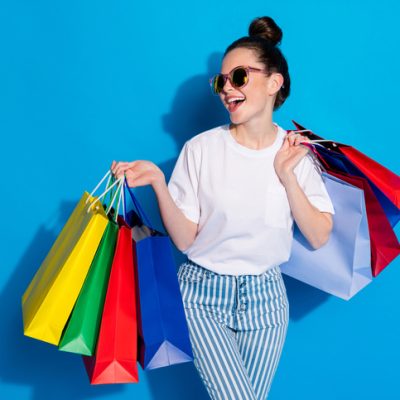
[
  {"xmin": 151, "ymin": 174, "xmax": 166, "ymax": 192},
  {"xmin": 279, "ymin": 171, "xmax": 297, "ymax": 188}
]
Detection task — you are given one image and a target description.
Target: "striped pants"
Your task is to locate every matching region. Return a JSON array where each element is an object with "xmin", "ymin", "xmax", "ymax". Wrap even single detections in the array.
[{"xmin": 178, "ymin": 260, "xmax": 289, "ymax": 400}]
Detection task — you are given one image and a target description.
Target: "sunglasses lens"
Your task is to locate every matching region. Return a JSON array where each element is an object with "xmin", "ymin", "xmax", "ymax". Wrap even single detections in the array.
[
  {"xmin": 232, "ymin": 68, "xmax": 248, "ymax": 88},
  {"xmin": 212, "ymin": 75, "xmax": 225, "ymax": 94},
  {"xmin": 210, "ymin": 67, "xmax": 249, "ymax": 94}
]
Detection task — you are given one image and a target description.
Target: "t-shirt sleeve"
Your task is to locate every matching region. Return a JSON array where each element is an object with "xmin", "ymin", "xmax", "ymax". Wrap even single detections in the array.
[
  {"xmin": 167, "ymin": 142, "xmax": 201, "ymax": 224},
  {"xmin": 294, "ymin": 152, "xmax": 335, "ymax": 214}
]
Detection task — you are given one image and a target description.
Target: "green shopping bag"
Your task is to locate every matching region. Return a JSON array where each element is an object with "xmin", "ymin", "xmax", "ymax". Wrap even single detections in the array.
[
  {"xmin": 58, "ymin": 176, "xmax": 122, "ymax": 355},
  {"xmin": 58, "ymin": 222, "xmax": 118, "ymax": 355}
]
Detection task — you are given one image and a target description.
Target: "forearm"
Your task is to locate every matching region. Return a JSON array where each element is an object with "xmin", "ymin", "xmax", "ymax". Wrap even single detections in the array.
[
  {"xmin": 151, "ymin": 179, "xmax": 198, "ymax": 252},
  {"xmin": 284, "ymin": 175, "xmax": 333, "ymax": 249}
]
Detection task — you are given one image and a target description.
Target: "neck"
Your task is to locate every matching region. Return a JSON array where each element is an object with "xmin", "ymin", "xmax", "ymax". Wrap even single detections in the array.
[{"xmin": 231, "ymin": 114, "xmax": 277, "ymax": 150}]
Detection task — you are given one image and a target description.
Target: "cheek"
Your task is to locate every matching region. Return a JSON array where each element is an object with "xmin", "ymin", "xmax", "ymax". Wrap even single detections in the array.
[
  {"xmin": 246, "ymin": 91, "xmax": 268, "ymax": 109},
  {"xmin": 244, "ymin": 82, "xmax": 268, "ymax": 105}
]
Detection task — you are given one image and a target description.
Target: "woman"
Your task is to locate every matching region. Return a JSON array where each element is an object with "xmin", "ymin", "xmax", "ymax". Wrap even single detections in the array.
[{"xmin": 112, "ymin": 16, "xmax": 334, "ymax": 400}]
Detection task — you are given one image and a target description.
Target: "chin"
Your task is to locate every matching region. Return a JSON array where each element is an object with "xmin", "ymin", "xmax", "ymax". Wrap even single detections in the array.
[{"xmin": 229, "ymin": 113, "xmax": 248, "ymax": 125}]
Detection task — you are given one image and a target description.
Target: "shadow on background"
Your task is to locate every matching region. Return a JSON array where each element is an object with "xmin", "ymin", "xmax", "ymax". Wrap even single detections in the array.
[
  {"xmin": 282, "ymin": 275, "xmax": 330, "ymax": 321},
  {"xmin": 0, "ymin": 201, "xmax": 123, "ymax": 400}
]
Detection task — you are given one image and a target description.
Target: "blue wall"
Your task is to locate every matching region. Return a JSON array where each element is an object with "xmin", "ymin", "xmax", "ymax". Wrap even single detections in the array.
[{"xmin": 1, "ymin": 1, "xmax": 399, "ymax": 399}]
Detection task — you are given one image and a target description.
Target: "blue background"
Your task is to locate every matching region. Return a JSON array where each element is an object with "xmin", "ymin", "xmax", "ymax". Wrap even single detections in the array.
[{"xmin": 1, "ymin": 0, "xmax": 399, "ymax": 399}]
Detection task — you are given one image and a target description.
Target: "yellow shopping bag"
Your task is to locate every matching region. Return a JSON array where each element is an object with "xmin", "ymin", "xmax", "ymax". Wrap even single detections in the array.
[{"xmin": 22, "ymin": 173, "xmax": 122, "ymax": 345}]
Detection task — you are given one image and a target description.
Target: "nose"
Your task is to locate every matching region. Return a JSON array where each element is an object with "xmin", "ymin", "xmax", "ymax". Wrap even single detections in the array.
[{"xmin": 221, "ymin": 76, "xmax": 234, "ymax": 93}]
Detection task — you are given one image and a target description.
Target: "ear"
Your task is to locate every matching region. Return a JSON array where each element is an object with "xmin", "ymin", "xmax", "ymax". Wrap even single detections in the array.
[{"xmin": 267, "ymin": 73, "xmax": 284, "ymax": 96}]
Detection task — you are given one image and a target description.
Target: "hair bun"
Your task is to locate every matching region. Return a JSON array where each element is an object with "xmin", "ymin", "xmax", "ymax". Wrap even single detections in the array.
[{"xmin": 248, "ymin": 17, "xmax": 282, "ymax": 46}]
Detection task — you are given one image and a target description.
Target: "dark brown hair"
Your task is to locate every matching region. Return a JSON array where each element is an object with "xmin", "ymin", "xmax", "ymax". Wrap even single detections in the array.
[{"xmin": 225, "ymin": 16, "xmax": 290, "ymax": 110}]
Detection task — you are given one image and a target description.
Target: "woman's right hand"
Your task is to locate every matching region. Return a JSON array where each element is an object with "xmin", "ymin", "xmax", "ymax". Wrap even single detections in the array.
[
  {"xmin": 111, "ymin": 159, "xmax": 197, "ymax": 251},
  {"xmin": 111, "ymin": 160, "xmax": 165, "ymax": 189}
]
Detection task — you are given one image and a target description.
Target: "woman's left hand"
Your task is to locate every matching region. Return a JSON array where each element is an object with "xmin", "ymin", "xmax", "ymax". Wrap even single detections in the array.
[{"xmin": 274, "ymin": 132, "xmax": 311, "ymax": 186}]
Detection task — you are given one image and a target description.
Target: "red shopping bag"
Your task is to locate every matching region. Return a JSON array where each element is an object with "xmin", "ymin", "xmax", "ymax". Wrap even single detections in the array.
[
  {"xmin": 83, "ymin": 219, "xmax": 138, "ymax": 384},
  {"xmin": 339, "ymin": 146, "xmax": 400, "ymax": 209},
  {"xmin": 291, "ymin": 120, "xmax": 400, "ymax": 208},
  {"xmin": 290, "ymin": 121, "xmax": 400, "ymax": 276},
  {"xmin": 294, "ymin": 130, "xmax": 400, "ymax": 276},
  {"xmin": 327, "ymin": 170, "xmax": 400, "ymax": 276}
]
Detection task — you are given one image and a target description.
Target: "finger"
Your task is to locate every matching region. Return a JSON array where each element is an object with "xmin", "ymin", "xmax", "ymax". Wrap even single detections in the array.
[
  {"xmin": 125, "ymin": 170, "xmax": 142, "ymax": 188},
  {"xmin": 113, "ymin": 162, "xmax": 130, "ymax": 176},
  {"xmin": 115, "ymin": 168, "xmax": 129, "ymax": 179},
  {"xmin": 295, "ymin": 144, "xmax": 310, "ymax": 157},
  {"xmin": 114, "ymin": 164, "xmax": 127, "ymax": 178},
  {"xmin": 290, "ymin": 133, "xmax": 307, "ymax": 146},
  {"xmin": 294, "ymin": 135, "xmax": 305, "ymax": 146},
  {"xmin": 127, "ymin": 160, "xmax": 140, "ymax": 170},
  {"xmin": 286, "ymin": 132, "xmax": 301, "ymax": 140},
  {"xmin": 127, "ymin": 172, "xmax": 151, "ymax": 188},
  {"xmin": 111, "ymin": 161, "xmax": 123, "ymax": 175},
  {"xmin": 111, "ymin": 161, "xmax": 117, "ymax": 175},
  {"xmin": 114, "ymin": 171, "xmax": 124, "ymax": 180},
  {"xmin": 288, "ymin": 134, "xmax": 297, "ymax": 146},
  {"xmin": 297, "ymin": 135, "xmax": 311, "ymax": 149},
  {"xmin": 280, "ymin": 136, "xmax": 290, "ymax": 150}
]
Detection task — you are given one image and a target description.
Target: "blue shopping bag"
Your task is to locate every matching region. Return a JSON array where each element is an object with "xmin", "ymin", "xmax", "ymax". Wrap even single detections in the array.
[
  {"xmin": 280, "ymin": 172, "xmax": 372, "ymax": 300},
  {"xmin": 123, "ymin": 182, "xmax": 194, "ymax": 370}
]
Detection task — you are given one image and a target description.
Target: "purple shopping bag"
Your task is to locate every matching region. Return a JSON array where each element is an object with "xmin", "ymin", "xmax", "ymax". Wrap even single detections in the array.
[{"xmin": 280, "ymin": 172, "xmax": 372, "ymax": 300}]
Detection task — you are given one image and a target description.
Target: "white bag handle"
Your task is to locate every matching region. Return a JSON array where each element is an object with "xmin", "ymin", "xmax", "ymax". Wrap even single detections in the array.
[
  {"xmin": 85, "ymin": 170, "xmax": 112, "ymax": 204},
  {"xmin": 87, "ymin": 176, "xmax": 124, "ymax": 217},
  {"xmin": 290, "ymin": 129, "xmax": 336, "ymax": 145},
  {"xmin": 104, "ymin": 178, "xmax": 125, "ymax": 222}
]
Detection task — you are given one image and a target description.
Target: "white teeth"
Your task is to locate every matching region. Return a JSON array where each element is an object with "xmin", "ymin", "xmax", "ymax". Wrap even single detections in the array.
[{"xmin": 227, "ymin": 97, "xmax": 245, "ymax": 104}]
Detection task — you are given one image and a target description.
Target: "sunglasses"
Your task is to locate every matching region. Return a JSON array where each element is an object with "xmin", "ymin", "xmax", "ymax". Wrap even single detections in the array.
[{"xmin": 209, "ymin": 66, "xmax": 265, "ymax": 95}]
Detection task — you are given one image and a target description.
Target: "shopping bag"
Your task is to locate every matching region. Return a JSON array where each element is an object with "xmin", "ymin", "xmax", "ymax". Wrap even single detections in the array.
[
  {"xmin": 291, "ymin": 120, "xmax": 400, "ymax": 208},
  {"xmin": 290, "ymin": 121, "xmax": 400, "ymax": 228},
  {"xmin": 22, "ymin": 172, "xmax": 120, "ymax": 345},
  {"xmin": 314, "ymin": 145, "xmax": 399, "ymax": 227},
  {"xmin": 339, "ymin": 146, "xmax": 400, "ymax": 208},
  {"xmin": 327, "ymin": 170, "xmax": 400, "ymax": 277},
  {"xmin": 298, "ymin": 137, "xmax": 399, "ymax": 276},
  {"xmin": 124, "ymin": 182, "xmax": 194, "ymax": 370},
  {"xmin": 83, "ymin": 216, "xmax": 138, "ymax": 384},
  {"xmin": 58, "ymin": 221, "xmax": 119, "ymax": 355},
  {"xmin": 280, "ymin": 172, "xmax": 372, "ymax": 300}
]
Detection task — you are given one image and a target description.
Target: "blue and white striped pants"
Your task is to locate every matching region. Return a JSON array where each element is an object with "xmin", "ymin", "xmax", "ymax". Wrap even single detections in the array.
[{"xmin": 178, "ymin": 260, "xmax": 289, "ymax": 400}]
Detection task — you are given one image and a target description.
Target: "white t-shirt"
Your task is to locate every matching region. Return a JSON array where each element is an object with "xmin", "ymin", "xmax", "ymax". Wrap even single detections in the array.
[{"xmin": 167, "ymin": 123, "xmax": 335, "ymax": 275}]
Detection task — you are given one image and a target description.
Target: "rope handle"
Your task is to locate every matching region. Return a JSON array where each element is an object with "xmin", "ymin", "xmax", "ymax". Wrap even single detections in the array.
[
  {"xmin": 87, "ymin": 176, "xmax": 124, "ymax": 222},
  {"xmin": 86, "ymin": 170, "xmax": 111, "ymax": 204},
  {"xmin": 287, "ymin": 129, "xmax": 341, "ymax": 147}
]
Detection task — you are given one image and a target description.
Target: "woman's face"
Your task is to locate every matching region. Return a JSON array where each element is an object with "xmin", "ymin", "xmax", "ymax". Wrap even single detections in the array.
[{"xmin": 219, "ymin": 47, "xmax": 282, "ymax": 125}]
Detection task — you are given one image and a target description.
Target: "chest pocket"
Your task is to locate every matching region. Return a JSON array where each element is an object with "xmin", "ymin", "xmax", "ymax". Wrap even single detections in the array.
[{"xmin": 264, "ymin": 183, "xmax": 292, "ymax": 229}]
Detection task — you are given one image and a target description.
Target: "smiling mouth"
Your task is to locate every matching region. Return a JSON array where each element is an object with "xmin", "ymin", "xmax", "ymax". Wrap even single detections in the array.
[{"xmin": 226, "ymin": 98, "xmax": 245, "ymax": 113}]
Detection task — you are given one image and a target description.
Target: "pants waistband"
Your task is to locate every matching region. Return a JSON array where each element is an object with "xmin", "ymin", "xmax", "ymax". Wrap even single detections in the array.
[{"xmin": 185, "ymin": 259, "xmax": 281, "ymax": 278}]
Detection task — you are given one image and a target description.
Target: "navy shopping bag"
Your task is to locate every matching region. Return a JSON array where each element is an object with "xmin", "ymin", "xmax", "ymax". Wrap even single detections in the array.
[
  {"xmin": 280, "ymin": 172, "xmax": 372, "ymax": 300},
  {"xmin": 290, "ymin": 121, "xmax": 400, "ymax": 228},
  {"xmin": 123, "ymin": 182, "xmax": 194, "ymax": 370}
]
